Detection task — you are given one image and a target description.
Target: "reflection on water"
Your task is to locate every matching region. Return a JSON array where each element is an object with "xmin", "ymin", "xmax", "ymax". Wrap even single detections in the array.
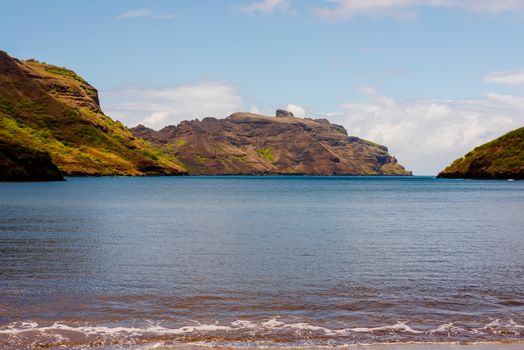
[{"xmin": 0, "ymin": 176, "xmax": 523, "ymax": 348}]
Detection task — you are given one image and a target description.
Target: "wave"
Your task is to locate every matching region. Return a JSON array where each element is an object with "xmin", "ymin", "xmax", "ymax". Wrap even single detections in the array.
[{"xmin": 1, "ymin": 318, "xmax": 523, "ymax": 349}]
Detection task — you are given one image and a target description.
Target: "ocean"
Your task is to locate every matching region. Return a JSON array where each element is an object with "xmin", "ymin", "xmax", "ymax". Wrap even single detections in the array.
[{"xmin": 0, "ymin": 176, "xmax": 523, "ymax": 349}]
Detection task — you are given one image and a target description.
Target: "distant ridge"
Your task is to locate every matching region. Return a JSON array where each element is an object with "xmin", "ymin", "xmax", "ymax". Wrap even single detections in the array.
[{"xmin": 131, "ymin": 111, "xmax": 411, "ymax": 176}]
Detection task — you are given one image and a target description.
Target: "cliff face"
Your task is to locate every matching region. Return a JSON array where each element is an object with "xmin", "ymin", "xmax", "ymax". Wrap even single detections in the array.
[
  {"xmin": 438, "ymin": 126, "xmax": 524, "ymax": 179},
  {"xmin": 132, "ymin": 112, "xmax": 411, "ymax": 176},
  {"xmin": 0, "ymin": 51, "xmax": 185, "ymax": 179},
  {"xmin": 0, "ymin": 139, "xmax": 63, "ymax": 181}
]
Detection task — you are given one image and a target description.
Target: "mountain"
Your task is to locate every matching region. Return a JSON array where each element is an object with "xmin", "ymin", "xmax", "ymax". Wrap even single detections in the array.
[
  {"xmin": 438, "ymin": 127, "xmax": 524, "ymax": 179},
  {"xmin": 131, "ymin": 111, "xmax": 411, "ymax": 176},
  {"xmin": 1, "ymin": 50, "xmax": 410, "ymax": 179},
  {"xmin": 0, "ymin": 50, "xmax": 185, "ymax": 180}
]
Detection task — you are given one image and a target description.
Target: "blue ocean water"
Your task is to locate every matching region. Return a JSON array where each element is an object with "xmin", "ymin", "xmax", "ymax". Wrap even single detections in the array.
[{"xmin": 0, "ymin": 176, "xmax": 523, "ymax": 348}]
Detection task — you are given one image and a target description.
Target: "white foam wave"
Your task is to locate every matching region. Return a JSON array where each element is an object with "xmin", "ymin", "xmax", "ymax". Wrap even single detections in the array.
[
  {"xmin": 349, "ymin": 321, "xmax": 424, "ymax": 334},
  {"xmin": 0, "ymin": 321, "xmax": 235, "ymax": 337},
  {"xmin": 0, "ymin": 318, "xmax": 523, "ymax": 342}
]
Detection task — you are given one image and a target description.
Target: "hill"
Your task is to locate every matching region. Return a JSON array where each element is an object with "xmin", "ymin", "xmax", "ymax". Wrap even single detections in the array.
[
  {"xmin": 0, "ymin": 50, "xmax": 185, "ymax": 180},
  {"xmin": 131, "ymin": 111, "xmax": 411, "ymax": 176},
  {"xmin": 438, "ymin": 127, "xmax": 524, "ymax": 179}
]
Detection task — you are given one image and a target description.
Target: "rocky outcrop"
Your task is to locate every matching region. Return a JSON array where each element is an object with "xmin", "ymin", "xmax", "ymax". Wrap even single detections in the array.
[
  {"xmin": 0, "ymin": 50, "xmax": 186, "ymax": 179},
  {"xmin": 131, "ymin": 112, "xmax": 411, "ymax": 176},
  {"xmin": 0, "ymin": 140, "xmax": 63, "ymax": 181},
  {"xmin": 438, "ymin": 126, "xmax": 524, "ymax": 179},
  {"xmin": 276, "ymin": 109, "xmax": 294, "ymax": 118}
]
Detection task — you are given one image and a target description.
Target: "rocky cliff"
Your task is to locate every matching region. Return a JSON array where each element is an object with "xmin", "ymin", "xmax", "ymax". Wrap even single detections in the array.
[
  {"xmin": 438, "ymin": 126, "xmax": 524, "ymax": 179},
  {"xmin": 0, "ymin": 139, "xmax": 63, "ymax": 181},
  {"xmin": 132, "ymin": 112, "xmax": 411, "ymax": 176},
  {"xmin": 0, "ymin": 51, "xmax": 185, "ymax": 179}
]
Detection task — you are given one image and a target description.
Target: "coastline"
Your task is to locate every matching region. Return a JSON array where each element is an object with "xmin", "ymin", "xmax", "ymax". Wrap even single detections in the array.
[
  {"xmin": 120, "ymin": 342, "xmax": 524, "ymax": 350},
  {"xmin": 2, "ymin": 177, "xmax": 523, "ymax": 349}
]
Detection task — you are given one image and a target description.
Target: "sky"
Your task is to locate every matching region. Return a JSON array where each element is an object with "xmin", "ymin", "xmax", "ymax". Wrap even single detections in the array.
[{"xmin": 1, "ymin": 0, "xmax": 524, "ymax": 175}]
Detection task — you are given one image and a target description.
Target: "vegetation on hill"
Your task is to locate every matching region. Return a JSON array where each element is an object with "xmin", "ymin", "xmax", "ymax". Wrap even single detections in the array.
[
  {"xmin": 438, "ymin": 126, "xmax": 524, "ymax": 179},
  {"xmin": 0, "ymin": 51, "xmax": 186, "ymax": 179}
]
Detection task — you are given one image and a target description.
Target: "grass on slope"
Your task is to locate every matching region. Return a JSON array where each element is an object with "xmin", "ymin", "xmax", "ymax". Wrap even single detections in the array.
[
  {"xmin": 440, "ymin": 127, "xmax": 524, "ymax": 178},
  {"xmin": 0, "ymin": 56, "xmax": 185, "ymax": 176}
]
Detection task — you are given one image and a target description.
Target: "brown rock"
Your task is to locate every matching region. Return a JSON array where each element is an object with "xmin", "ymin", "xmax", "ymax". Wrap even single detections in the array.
[
  {"xmin": 276, "ymin": 109, "xmax": 294, "ymax": 118},
  {"xmin": 131, "ymin": 112, "xmax": 411, "ymax": 176}
]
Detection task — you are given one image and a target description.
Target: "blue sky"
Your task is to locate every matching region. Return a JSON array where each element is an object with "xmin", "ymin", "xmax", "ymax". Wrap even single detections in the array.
[{"xmin": 1, "ymin": 0, "xmax": 524, "ymax": 174}]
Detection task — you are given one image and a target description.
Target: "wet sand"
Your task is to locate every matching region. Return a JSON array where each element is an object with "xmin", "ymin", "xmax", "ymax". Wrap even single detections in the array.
[
  {"xmin": 345, "ymin": 344, "xmax": 524, "ymax": 350},
  {"xmin": 143, "ymin": 343, "xmax": 524, "ymax": 350}
]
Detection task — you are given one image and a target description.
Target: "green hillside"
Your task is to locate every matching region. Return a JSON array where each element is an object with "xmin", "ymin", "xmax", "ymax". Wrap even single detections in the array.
[
  {"xmin": 0, "ymin": 50, "xmax": 186, "ymax": 180},
  {"xmin": 438, "ymin": 126, "xmax": 524, "ymax": 179}
]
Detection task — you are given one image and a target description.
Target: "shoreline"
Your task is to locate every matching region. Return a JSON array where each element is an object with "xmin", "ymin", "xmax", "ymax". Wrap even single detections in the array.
[
  {"xmin": 115, "ymin": 342, "xmax": 524, "ymax": 350},
  {"xmin": 144, "ymin": 343, "xmax": 524, "ymax": 350}
]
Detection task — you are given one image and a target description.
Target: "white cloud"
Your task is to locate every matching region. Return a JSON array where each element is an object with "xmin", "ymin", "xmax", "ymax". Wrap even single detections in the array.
[
  {"xmin": 99, "ymin": 77, "xmax": 524, "ymax": 176},
  {"xmin": 101, "ymin": 82, "xmax": 243, "ymax": 130},
  {"xmin": 117, "ymin": 9, "xmax": 153, "ymax": 18},
  {"xmin": 239, "ymin": 0, "xmax": 290, "ymax": 14},
  {"xmin": 286, "ymin": 103, "xmax": 306, "ymax": 117},
  {"xmin": 325, "ymin": 90, "xmax": 524, "ymax": 175},
  {"xmin": 313, "ymin": 0, "xmax": 524, "ymax": 20},
  {"xmin": 314, "ymin": 0, "xmax": 418, "ymax": 21},
  {"xmin": 117, "ymin": 9, "xmax": 176, "ymax": 20},
  {"xmin": 485, "ymin": 69, "xmax": 524, "ymax": 85}
]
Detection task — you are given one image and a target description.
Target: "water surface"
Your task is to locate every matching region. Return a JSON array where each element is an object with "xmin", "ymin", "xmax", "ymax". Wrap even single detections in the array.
[{"xmin": 1, "ymin": 176, "xmax": 523, "ymax": 349}]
